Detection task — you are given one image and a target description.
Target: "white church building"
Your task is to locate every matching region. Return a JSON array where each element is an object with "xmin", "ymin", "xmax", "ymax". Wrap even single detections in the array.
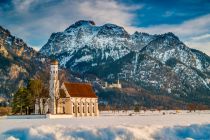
[{"xmin": 35, "ymin": 60, "xmax": 99, "ymax": 117}]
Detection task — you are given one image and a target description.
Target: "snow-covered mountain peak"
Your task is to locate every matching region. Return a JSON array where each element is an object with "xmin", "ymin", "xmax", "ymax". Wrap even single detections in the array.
[
  {"xmin": 37, "ymin": 20, "xmax": 210, "ymax": 104},
  {"xmin": 0, "ymin": 26, "xmax": 11, "ymax": 37},
  {"xmin": 65, "ymin": 20, "xmax": 96, "ymax": 31},
  {"xmin": 132, "ymin": 31, "xmax": 150, "ymax": 36},
  {"xmin": 40, "ymin": 20, "xmax": 191, "ymax": 72},
  {"xmin": 131, "ymin": 31, "xmax": 156, "ymax": 41},
  {"xmin": 161, "ymin": 32, "xmax": 179, "ymax": 41},
  {"xmin": 97, "ymin": 23, "xmax": 129, "ymax": 37},
  {"xmin": 40, "ymin": 20, "xmax": 210, "ymax": 75}
]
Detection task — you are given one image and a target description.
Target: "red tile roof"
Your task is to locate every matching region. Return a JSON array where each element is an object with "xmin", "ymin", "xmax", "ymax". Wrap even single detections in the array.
[{"xmin": 63, "ymin": 82, "xmax": 97, "ymax": 98}]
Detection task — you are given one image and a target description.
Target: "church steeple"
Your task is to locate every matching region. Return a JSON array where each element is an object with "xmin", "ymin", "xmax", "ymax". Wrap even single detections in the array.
[{"xmin": 49, "ymin": 60, "xmax": 59, "ymax": 114}]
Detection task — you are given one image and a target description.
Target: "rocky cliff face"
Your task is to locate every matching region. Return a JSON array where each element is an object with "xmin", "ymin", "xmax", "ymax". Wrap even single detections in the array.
[
  {"xmin": 40, "ymin": 20, "xmax": 210, "ymax": 106},
  {"xmin": 0, "ymin": 26, "xmax": 49, "ymax": 98}
]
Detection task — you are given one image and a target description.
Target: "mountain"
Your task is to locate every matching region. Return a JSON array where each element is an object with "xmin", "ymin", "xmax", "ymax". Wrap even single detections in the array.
[
  {"xmin": 40, "ymin": 20, "xmax": 156, "ymax": 73},
  {"xmin": 91, "ymin": 33, "xmax": 210, "ymax": 105},
  {"xmin": 0, "ymin": 25, "xmax": 89, "ymax": 101},
  {"xmin": 1, "ymin": 20, "xmax": 209, "ymax": 109},
  {"xmin": 40, "ymin": 20, "xmax": 210, "ymax": 108},
  {"xmin": 0, "ymin": 26, "xmax": 50, "ymax": 99}
]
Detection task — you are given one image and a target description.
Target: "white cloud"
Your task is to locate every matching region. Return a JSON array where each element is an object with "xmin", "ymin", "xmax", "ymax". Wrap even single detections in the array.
[
  {"xmin": 133, "ymin": 14, "xmax": 210, "ymax": 55},
  {"xmin": 79, "ymin": 0, "xmax": 141, "ymax": 27},
  {"xmin": 78, "ymin": 1, "xmax": 210, "ymax": 55},
  {"xmin": 5, "ymin": 0, "xmax": 84, "ymax": 47},
  {"xmin": 136, "ymin": 14, "xmax": 210, "ymax": 38},
  {"xmin": 3, "ymin": 0, "xmax": 141, "ymax": 48},
  {"xmin": 185, "ymin": 37, "xmax": 210, "ymax": 55},
  {"xmin": 12, "ymin": 0, "xmax": 37, "ymax": 12},
  {"xmin": 191, "ymin": 34, "xmax": 210, "ymax": 41},
  {"xmin": 1, "ymin": 0, "xmax": 210, "ymax": 55},
  {"xmin": 186, "ymin": 34, "xmax": 210, "ymax": 55},
  {"xmin": 30, "ymin": 45, "xmax": 41, "ymax": 51}
]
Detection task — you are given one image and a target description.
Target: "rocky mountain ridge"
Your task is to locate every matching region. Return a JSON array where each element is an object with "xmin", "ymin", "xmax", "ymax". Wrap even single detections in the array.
[
  {"xmin": 1, "ymin": 20, "xmax": 210, "ymax": 108},
  {"xmin": 40, "ymin": 20, "xmax": 157, "ymax": 72},
  {"xmin": 0, "ymin": 25, "xmax": 50, "ymax": 99},
  {"xmin": 40, "ymin": 20, "xmax": 210, "ymax": 107}
]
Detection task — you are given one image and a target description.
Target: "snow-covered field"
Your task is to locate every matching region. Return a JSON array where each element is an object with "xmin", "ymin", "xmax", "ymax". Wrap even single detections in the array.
[{"xmin": 0, "ymin": 110, "xmax": 210, "ymax": 140}]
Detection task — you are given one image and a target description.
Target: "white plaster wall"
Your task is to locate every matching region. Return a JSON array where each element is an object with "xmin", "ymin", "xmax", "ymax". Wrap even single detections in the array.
[
  {"xmin": 70, "ymin": 97, "xmax": 99, "ymax": 117},
  {"xmin": 49, "ymin": 64, "xmax": 59, "ymax": 114}
]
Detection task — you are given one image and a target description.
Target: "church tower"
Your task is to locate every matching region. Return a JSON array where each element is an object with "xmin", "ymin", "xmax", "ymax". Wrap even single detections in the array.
[{"xmin": 49, "ymin": 60, "xmax": 59, "ymax": 114}]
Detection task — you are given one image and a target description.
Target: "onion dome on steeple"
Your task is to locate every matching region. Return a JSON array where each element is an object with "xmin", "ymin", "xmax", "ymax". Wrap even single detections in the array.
[{"xmin": 51, "ymin": 59, "xmax": 59, "ymax": 65}]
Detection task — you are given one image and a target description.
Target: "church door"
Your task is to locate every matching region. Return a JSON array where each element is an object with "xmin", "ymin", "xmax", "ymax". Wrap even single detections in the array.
[{"xmin": 63, "ymin": 106, "xmax": 65, "ymax": 114}]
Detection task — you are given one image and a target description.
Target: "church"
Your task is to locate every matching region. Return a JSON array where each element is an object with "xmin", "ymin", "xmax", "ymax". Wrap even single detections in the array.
[{"xmin": 35, "ymin": 60, "xmax": 99, "ymax": 117}]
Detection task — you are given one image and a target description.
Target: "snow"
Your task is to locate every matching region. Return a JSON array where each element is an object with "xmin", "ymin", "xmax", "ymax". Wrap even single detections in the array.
[
  {"xmin": 167, "ymin": 88, "xmax": 171, "ymax": 93},
  {"xmin": 39, "ymin": 21, "xmax": 142, "ymax": 66},
  {"xmin": 6, "ymin": 37, "xmax": 12, "ymax": 46},
  {"xmin": 59, "ymin": 55, "xmax": 73, "ymax": 67},
  {"xmin": 133, "ymin": 53, "xmax": 139, "ymax": 74},
  {"xmin": 155, "ymin": 124, "xmax": 210, "ymax": 140},
  {"xmin": 0, "ymin": 110, "xmax": 210, "ymax": 140},
  {"xmin": 91, "ymin": 63, "xmax": 97, "ymax": 67},
  {"xmin": 75, "ymin": 55, "xmax": 93, "ymax": 63}
]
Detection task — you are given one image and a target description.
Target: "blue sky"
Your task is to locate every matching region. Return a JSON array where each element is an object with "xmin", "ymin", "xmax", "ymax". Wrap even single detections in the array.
[{"xmin": 0, "ymin": 0, "xmax": 210, "ymax": 54}]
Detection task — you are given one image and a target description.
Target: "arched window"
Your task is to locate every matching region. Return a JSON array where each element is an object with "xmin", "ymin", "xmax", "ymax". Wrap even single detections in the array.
[
  {"xmin": 78, "ymin": 103, "xmax": 80, "ymax": 113},
  {"xmin": 93, "ymin": 103, "xmax": 95, "ymax": 113},
  {"xmin": 73, "ymin": 103, "xmax": 75, "ymax": 113},
  {"xmin": 83, "ymin": 103, "xmax": 85, "ymax": 113},
  {"xmin": 63, "ymin": 106, "xmax": 65, "ymax": 114},
  {"xmin": 88, "ymin": 103, "xmax": 90, "ymax": 113}
]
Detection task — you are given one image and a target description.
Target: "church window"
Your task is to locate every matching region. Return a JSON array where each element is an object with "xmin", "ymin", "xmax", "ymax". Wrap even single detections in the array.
[
  {"xmin": 88, "ymin": 103, "xmax": 90, "ymax": 113},
  {"xmin": 63, "ymin": 106, "xmax": 65, "ymax": 114},
  {"xmin": 83, "ymin": 103, "xmax": 85, "ymax": 113},
  {"xmin": 93, "ymin": 103, "xmax": 95, "ymax": 113},
  {"xmin": 78, "ymin": 103, "xmax": 80, "ymax": 113},
  {"xmin": 73, "ymin": 103, "xmax": 75, "ymax": 113}
]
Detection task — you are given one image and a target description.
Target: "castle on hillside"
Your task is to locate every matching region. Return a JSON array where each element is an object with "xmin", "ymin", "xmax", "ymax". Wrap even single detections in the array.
[
  {"xmin": 103, "ymin": 80, "xmax": 122, "ymax": 89},
  {"xmin": 35, "ymin": 60, "xmax": 99, "ymax": 117}
]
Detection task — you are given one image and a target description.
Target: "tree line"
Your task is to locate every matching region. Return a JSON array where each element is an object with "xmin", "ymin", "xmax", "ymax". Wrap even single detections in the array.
[{"xmin": 12, "ymin": 79, "xmax": 49, "ymax": 115}]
